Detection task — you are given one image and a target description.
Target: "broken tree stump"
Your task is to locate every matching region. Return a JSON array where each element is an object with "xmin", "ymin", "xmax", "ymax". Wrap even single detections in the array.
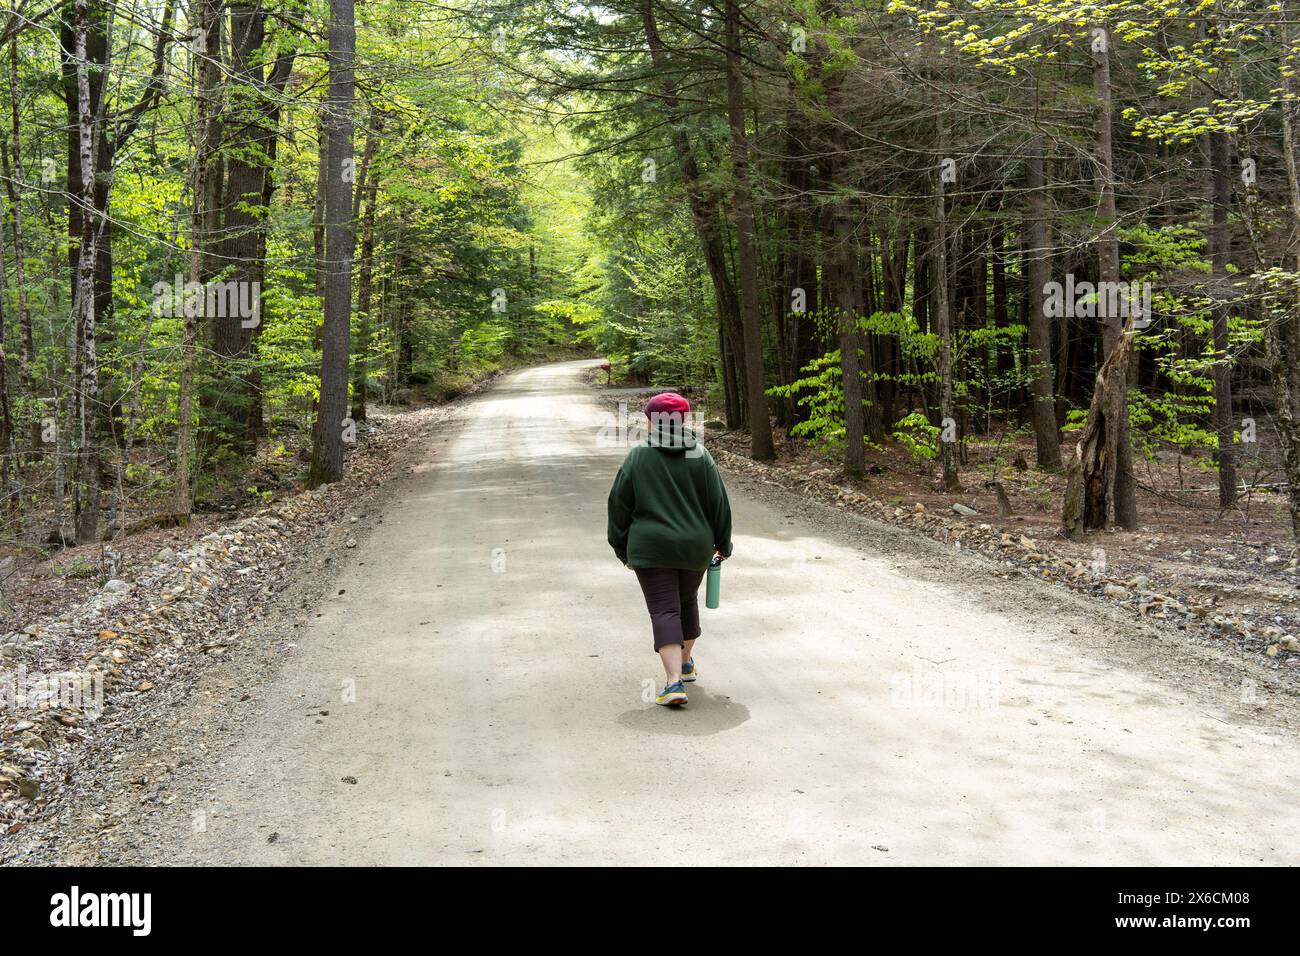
[{"xmin": 1062, "ymin": 320, "xmax": 1136, "ymax": 539}]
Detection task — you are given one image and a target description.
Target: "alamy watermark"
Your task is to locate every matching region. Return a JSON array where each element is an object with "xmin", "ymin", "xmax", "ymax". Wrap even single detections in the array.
[
  {"xmin": 1043, "ymin": 274, "xmax": 1152, "ymax": 330},
  {"xmin": 0, "ymin": 664, "xmax": 104, "ymax": 718},
  {"xmin": 597, "ymin": 403, "xmax": 706, "ymax": 458},
  {"xmin": 152, "ymin": 274, "xmax": 261, "ymax": 328},
  {"xmin": 889, "ymin": 666, "xmax": 1002, "ymax": 713}
]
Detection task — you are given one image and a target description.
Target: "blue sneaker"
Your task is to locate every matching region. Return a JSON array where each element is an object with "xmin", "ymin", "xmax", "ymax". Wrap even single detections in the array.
[
  {"xmin": 656, "ymin": 680, "xmax": 688, "ymax": 706},
  {"xmin": 681, "ymin": 657, "xmax": 698, "ymax": 682}
]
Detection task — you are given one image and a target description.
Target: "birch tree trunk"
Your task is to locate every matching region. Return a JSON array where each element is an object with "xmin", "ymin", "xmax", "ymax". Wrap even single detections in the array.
[{"xmin": 71, "ymin": 0, "xmax": 102, "ymax": 544}]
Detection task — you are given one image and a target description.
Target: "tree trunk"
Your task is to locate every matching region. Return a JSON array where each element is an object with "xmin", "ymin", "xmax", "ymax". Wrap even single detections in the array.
[
  {"xmin": 0, "ymin": 187, "xmax": 16, "ymax": 497},
  {"xmin": 314, "ymin": 111, "xmax": 329, "ymax": 301},
  {"xmin": 1272, "ymin": 8, "xmax": 1300, "ymax": 538},
  {"xmin": 351, "ymin": 110, "xmax": 384, "ymax": 422},
  {"xmin": 722, "ymin": 0, "xmax": 774, "ymax": 460},
  {"xmin": 394, "ymin": 245, "xmax": 412, "ymax": 386},
  {"xmin": 878, "ymin": 229, "xmax": 909, "ymax": 428},
  {"xmin": 640, "ymin": 0, "xmax": 746, "ymax": 429},
  {"xmin": 933, "ymin": 143, "xmax": 959, "ymax": 491},
  {"xmin": 1208, "ymin": 129, "xmax": 1237, "ymax": 509},
  {"xmin": 177, "ymin": 0, "xmax": 220, "ymax": 518},
  {"xmin": 208, "ymin": 2, "xmax": 273, "ymax": 456},
  {"xmin": 1062, "ymin": 323, "xmax": 1137, "ymax": 538},
  {"xmin": 1091, "ymin": 21, "xmax": 1138, "ymax": 528},
  {"xmin": 1026, "ymin": 134, "xmax": 1062, "ymax": 470},
  {"xmin": 833, "ymin": 206, "xmax": 865, "ymax": 475},
  {"xmin": 61, "ymin": 3, "xmax": 116, "ymax": 454},
  {"xmin": 247, "ymin": 40, "xmax": 299, "ymax": 444},
  {"xmin": 824, "ymin": 81, "xmax": 866, "ymax": 473},
  {"xmin": 70, "ymin": 0, "xmax": 101, "ymax": 544},
  {"xmin": 4, "ymin": 34, "xmax": 37, "ymax": 455},
  {"xmin": 775, "ymin": 111, "xmax": 818, "ymax": 430},
  {"xmin": 718, "ymin": 322, "xmax": 740, "ymax": 426},
  {"xmin": 308, "ymin": 0, "xmax": 356, "ymax": 487}
]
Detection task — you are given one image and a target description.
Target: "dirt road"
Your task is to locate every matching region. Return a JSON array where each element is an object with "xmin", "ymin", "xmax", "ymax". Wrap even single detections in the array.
[{"xmin": 69, "ymin": 360, "xmax": 1300, "ymax": 865}]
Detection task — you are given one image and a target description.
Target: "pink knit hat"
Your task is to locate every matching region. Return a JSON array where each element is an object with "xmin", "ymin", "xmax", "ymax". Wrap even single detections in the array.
[{"xmin": 644, "ymin": 392, "xmax": 691, "ymax": 417}]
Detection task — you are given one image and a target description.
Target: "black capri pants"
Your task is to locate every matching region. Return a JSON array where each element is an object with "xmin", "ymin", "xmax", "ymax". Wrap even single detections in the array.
[{"xmin": 634, "ymin": 567, "xmax": 707, "ymax": 652}]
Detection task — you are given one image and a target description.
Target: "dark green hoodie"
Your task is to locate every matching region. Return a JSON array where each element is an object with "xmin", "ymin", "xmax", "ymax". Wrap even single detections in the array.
[{"xmin": 607, "ymin": 423, "xmax": 733, "ymax": 570}]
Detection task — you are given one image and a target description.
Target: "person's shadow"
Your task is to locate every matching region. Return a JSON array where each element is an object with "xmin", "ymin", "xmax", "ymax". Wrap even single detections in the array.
[{"xmin": 617, "ymin": 684, "xmax": 750, "ymax": 737}]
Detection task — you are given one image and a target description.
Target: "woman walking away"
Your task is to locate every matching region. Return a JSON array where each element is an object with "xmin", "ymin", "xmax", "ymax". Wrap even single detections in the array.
[{"xmin": 608, "ymin": 392, "xmax": 732, "ymax": 707}]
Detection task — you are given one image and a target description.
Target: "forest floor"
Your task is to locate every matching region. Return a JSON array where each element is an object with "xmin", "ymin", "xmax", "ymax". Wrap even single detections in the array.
[{"xmin": 2, "ymin": 358, "xmax": 1298, "ymax": 865}]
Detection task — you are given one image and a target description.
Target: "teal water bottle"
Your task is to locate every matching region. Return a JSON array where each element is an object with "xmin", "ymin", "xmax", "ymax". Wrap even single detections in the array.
[{"xmin": 705, "ymin": 556, "xmax": 722, "ymax": 609}]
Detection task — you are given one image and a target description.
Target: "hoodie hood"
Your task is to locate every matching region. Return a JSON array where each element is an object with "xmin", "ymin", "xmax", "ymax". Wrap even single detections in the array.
[{"xmin": 645, "ymin": 416, "xmax": 699, "ymax": 455}]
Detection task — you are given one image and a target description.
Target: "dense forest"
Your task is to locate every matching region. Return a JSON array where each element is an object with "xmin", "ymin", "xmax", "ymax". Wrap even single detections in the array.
[{"xmin": 5, "ymin": 0, "xmax": 1300, "ymax": 552}]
